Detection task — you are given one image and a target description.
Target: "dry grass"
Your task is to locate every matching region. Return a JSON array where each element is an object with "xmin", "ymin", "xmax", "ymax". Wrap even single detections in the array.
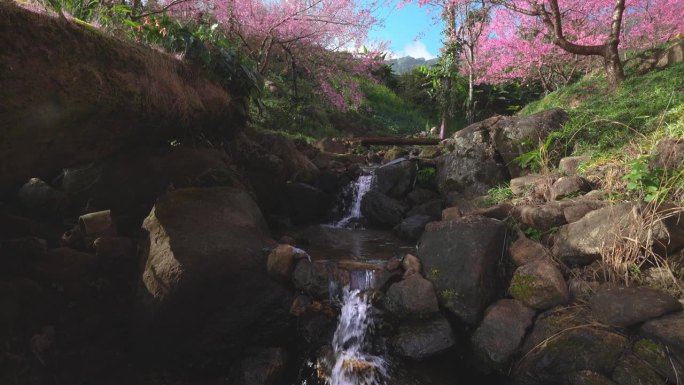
[{"xmin": 598, "ymin": 201, "xmax": 684, "ymax": 296}]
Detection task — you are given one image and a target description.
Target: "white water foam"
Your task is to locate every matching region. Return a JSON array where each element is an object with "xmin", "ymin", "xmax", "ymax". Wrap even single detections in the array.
[
  {"xmin": 329, "ymin": 286, "xmax": 388, "ymax": 385},
  {"xmin": 334, "ymin": 174, "xmax": 374, "ymax": 228}
]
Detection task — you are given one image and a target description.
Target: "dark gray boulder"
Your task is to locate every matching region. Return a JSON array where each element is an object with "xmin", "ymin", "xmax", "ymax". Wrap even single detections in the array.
[
  {"xmin": 490, "ymin": 108, "xmax": 569, "ymax": 178},
  {"xmin": 390, "ymin": 316, "xmax": 456, "ymax": 359},
  {"xmin": 383, "ymin": 273, "xmax": 440, "ymax": 319},
  {"xmin": 393, "ymin": 215, "xmax": 434, "ymax": 242},
  {"xmin": 137, "ymin": 187, "xmax": 291, "ymax": 366},
  {"xmin": 374, "ymin": 159, "xmax": 417, "ymax": 198},
  {"xmin": 417, "ymin": 216, "xmax": 507, "ymax": 325},
  {"xmin": 590, "ymin": 286, "xmax": 682, "ymax": 327},
  {"xmin": 361, "ymin": 190, "xmax": 408, "ymax": 228},
  {"xmin": 509, "ymin": 258, "xmax": 569, "ymax": 310},
  {"xmin": 471, "ymin": 299, "xmax": 536, "ymax": 368}
]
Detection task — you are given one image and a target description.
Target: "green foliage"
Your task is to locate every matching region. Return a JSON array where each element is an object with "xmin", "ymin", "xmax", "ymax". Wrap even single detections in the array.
[
  {"xmin": 486, "ymin": 184, "xmax": 514, "ymax": 205},
  {"xmin": 416, "ymin": 167, "xmax": 436, "ymax": 186},
  {"xmin": 519, "ymin": 63, "xmax": 684, "ymax": 158},
  {"xmin": 356, "ymin": 78, "xmax": 432, "ymax": 135},
  {"xmin": 623, "ymin": 156, "xmax": 684, "ymax": 204}
]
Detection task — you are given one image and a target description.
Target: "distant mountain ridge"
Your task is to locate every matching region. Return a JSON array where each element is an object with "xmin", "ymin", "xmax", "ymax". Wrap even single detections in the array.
[{"xmin": 386, "ymin": 56, "xmax": 438, "ymax": 75}]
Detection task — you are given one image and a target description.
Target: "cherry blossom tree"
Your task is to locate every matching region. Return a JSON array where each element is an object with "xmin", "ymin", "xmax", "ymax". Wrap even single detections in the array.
[
  {"xmin": 413, "ymin": 0, "xmax": 684, "ymax": 88},
  {"xmin": 151, "ymin": 0, "xmax": 388, "ymax": 108}
]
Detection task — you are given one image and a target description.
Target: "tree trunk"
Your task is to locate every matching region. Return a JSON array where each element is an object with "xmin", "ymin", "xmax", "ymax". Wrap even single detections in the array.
[
  {"xmin": 439, "ymin": 116, "xmax": 447, "ymax": 140},
  {"xmin": 467, "ymin": 62, "xmax": 475, "ymax": 124},
  {"xmin": 603, "ymin": 41, "xmax": 625, "ymax": 88}
]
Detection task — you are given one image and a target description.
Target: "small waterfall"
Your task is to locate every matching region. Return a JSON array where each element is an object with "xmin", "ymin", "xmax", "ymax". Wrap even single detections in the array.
[
  {"xmin": 329, "ymin": 285, "xmax": 388, "ymax": 385},
  {"xmin": 334, "ymin": 173, "xmax": 374, "ymax": 228}
]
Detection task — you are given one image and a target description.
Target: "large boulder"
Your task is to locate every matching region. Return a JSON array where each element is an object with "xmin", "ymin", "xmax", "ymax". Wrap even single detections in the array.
[
  {"xmin": 137, "ymin": 187, "xmax": 291, "ymax": 366},
  {"xmin": 590, "ymin": 287, "xmax": 682, "ymax": 327},
  {"xmin": 390, "ymin": 316, "xmax": 456, "ymax": 359},
  {"xmin": 509, "ymin": 258, "xmax": 569, "ymax": 310},
  {"xmin": 515, "ymin": 308, "xmax": 628, "ymax": 384},
  {"xmin": 552, "ymin": 203, "xmax": 684, "ymax": 266},
  {"xmin": 490, "ymin": 108, "xmax": 569, "ymax": 178},
  {"xmin": 280, "ymin": 182, "xmax": 330, "ymax": 225},
  {"xmin": 633, "ymin": 338, "xmax": 684, "ymax": 383},
  {"xmin": 611, "ymin": 354, "xmax": 665, "ymax": 385},
  {"xmin": 641, "ymin": 311, "xmax": 684, "ymax": 365},
  {"xmin": 471, "ymin": 299, "xmax": 536, "ymax": 369},
  {"xmin": 383, "ymin": 273, "xmax": 440, "ymax": 319},
  {"xmin": 361, "ymin": 190, "xmax": 408, "ymax": 228},
  {"xmin": 417, "ymin": 216, "xmax": 507, "ymax": 325},
  {"xmin": 374, "ymin": 160, "xmax": 417, "ymax": 198},
  {"xmin": 393, "ymin": 215, "xmax": 434, "ymax": 242},
  {"xmin": 437, "ymin": 116, "xmax": 508, "ymax": 198},
  {"xmin": 61, "ymin": 147, "xmax": 233, "ymax": 221}
]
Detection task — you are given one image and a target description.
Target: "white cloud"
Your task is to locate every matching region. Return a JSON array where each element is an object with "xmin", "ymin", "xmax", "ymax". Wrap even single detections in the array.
[{"xmin": 397, "ymin": 41, "xmax": 437, "ymax": 60}]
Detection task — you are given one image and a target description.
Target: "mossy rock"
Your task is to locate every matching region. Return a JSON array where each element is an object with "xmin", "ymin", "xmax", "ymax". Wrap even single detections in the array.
[
  {"xmin": 612, "ymin": 354, "xmax": 665, "ymax": 385},
  {"xmin": 633, "ymin": 338, "xmax": 683, "ymax": 382}
]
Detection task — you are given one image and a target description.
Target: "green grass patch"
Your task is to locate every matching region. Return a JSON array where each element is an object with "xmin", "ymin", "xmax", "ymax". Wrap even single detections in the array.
[{"xmin": 520, "ymin": 63, "xmax": 684, "ymax": 158}]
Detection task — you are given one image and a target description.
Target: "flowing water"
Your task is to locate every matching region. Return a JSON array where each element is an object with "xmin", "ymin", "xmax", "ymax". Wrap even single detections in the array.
[
  {"xmin": 328, "ymin": 286, "xmax": 388, "ymax": 385},
  {"xmin": 334, "ymin": 172, "xmax": 374, "ymax": 228}
]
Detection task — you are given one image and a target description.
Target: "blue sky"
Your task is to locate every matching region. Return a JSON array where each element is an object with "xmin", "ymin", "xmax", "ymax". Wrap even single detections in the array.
[{"xmin": 368, "ymin": 2, "xmax": 444, "ymax": 59}]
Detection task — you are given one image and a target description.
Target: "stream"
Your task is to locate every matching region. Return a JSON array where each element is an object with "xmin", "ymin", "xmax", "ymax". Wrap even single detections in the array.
[{"xmin": 283, "ymin": 172, "xmax": 509, "ymax": 385}]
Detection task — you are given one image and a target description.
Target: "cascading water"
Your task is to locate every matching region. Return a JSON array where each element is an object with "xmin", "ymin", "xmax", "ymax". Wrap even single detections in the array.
[
  {"xmin": 334, "ymin": 173, "xmax": 374, "ymax": 228},
  {"xmin": 328, "ymin": 284, "xmax": 388, "ymax": 385}
]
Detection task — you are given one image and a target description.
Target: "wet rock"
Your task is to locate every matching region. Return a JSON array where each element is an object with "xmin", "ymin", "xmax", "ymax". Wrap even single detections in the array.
[
  {"xmin": 394, "ymin": 215, "xmax": 433, "ymax": 242},
  {"xmin": 510, "ymin": 175, "xmax": 546, "ymax": 195},
  {"xmin": 267, "ymin": 244, "xmax": 298, "ymax": 283},
  {"xmin": 407, "ymin": 188, "xmax": 440, "ymax": 206},
  {"xmin": 509, "ymin": 258, "xmax": 568, "ymax": 310},
  {"xmin": 390, "ymin": 316, "xmax": 456, "ymax": 359},
  {"xmin": 292, "ymin": 260, "xmax": 331, "ymax": 299},
  {"xmin": 17, "ymin": 178, "xmax": 67, "ymax": 215},
  {"xmin": 300, "ymin": 312, "xmax": 336, "ymax": 346},
  {"xmin": 93, "ymin": 237, "xmax": 135, "ymax": 260},
  {"xmin": 407, "ymin": 200, "xmax": 442, "ymax": 219},
  {"xmin": 383, "ymin": 274, "xmax": 439, "ymax": 319},
  {"xmin": 401, "ymin": 254, "xmax": 422, "ymax": 278},
  {"xmin": 490, "ymin": 108, "xmax": 569, "ymax": 177},
  {"xmin": 548, "ymin": 176, "xmax": 592, "ymax": 200},
  {"xmin": 281, "ymin": 182, "xmax": 330, "ymax": 225},
  {"xmin": 641, "ymin": 311, "xmax": 684, "ymax": 363},
  {"xmin": 561, "ymin": 199, "xmax": 607, "ymax": 223},
  {"xmin": 512, "ymin": 203, "xmax": 567, "ymax": 232},
  {"xmin": 471, "ymin": 299, "xmax": 536, "ymax": 368},
  {"xmin": 417, "ymin": 216, "xmax": 507, "ymax": 325},
  {"xmin": 649, "ymin": 137, "xmax": 683, "ymax": 171},
  {"xmin": 509, "ymin": 236, "xmax": 551, "ymax": 266},
  {"xmin": 612, "ymin": 354, "xmax": 664, "ymax": 385},
  {"xmin": 374, "ymin": 160, "xmax": 417, "ymax": 198},
  {"xmin": 516, "ymin": 308, "xmax": 628, "ymax": 383},
  {"xmin": 559, "ymin": 156, "xmax": 590, "ymax": 176},
  {"xmin": 441, "ymin": 207, "xmax": 462, "ymax": 221},
  {"xmin": 235, "ymin": 347, "xmax": 287, "ymax": 385},
  {"xmin": 564, "ymin": 371, "xmax": 617, "ymax": 385},
  {"xmin": 633, "ymin": 338, "xmax": 684, "ymax": 383},
  {"xmin": 590, "ymin": 286, "xmax": 682, "ymax": 327},
  {"xmin": 360, "ymin": 190, "xmax": 408, "ymax": 228},
  {"xmin": 468, "ymin": 202, "xmax": 514, "ymax": 220},
  {"xmin": 137, "ymin": 187, "xmax": 291, "ymax": 365}
]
